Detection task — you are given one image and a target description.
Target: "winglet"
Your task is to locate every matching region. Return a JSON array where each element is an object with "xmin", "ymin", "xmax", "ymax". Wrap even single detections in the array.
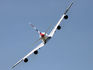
[
  {"xmin": 64, "ymin": 1, "xmax": 73, "ymax": 14},
  {"xmin": 10, "ymin": 59, "xmax": 23, "ymax": 69}
]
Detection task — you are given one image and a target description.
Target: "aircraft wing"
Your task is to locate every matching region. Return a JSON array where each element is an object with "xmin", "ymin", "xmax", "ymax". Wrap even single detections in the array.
[
  {"xmin": 49, "ymin": 2, "xmax": 73, "ymax": 37},
  {"xmin": 49, "ymin": 14, "xmax": 65, "ymax": 37},
  {"xmin": 23, "ymin": 42, "xmax": 44, "ymax": 59},
  {"xmin": 11, "ymin": 42, "xmax": 44, "ymax": 69}
]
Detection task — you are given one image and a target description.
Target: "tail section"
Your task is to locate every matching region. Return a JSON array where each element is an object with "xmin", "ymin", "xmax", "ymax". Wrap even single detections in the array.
[
  {"xmin": 30, "ymin": 38, "xmax": 41, "ymax": 47},
  {"xmin": 45, "ymin": 23, "xmax": 53, "ymax": 35},
  {"xmin": 29, "ymin": 22, "xmax": 41, "ymax": 34}
]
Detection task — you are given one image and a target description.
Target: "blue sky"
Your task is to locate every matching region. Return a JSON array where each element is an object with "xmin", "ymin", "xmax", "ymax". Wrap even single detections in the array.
[{"xmin": 0, "ymin": 0, "xmax": 93, "ymax": 70}]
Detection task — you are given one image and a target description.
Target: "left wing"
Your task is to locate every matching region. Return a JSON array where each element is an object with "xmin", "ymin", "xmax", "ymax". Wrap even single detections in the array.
[{"xmin": 11, "ymin": 42, "xmax": 44, "ymax": 69}]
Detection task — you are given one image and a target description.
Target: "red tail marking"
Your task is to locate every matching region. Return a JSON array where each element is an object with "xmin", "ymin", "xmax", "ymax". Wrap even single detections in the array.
[
  {"xmin": 31, "ymin": 24, "xmax": 34, "ymax": 27},
  {"xmin": 40, "ymin": 33, "xmax": 44, "ymax": 37}
]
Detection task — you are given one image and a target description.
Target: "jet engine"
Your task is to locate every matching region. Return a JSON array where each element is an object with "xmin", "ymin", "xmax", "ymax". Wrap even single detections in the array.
[
  {"xmin": 57, "ymin": 26, "xmax": 61, "ymax": 30},
  {"xmin": 34, "ymin": 50, "xmax": 38, "ymax": 55},
  {"xmin": 24, "ymin": 58, "xmax": 28, "ymax": 62},
  {"xmin": 64, "ymin": 15, "xmax": 68, "ymax": 19}
]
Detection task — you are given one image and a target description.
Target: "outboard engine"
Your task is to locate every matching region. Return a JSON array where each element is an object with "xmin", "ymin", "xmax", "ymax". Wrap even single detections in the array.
[{"xmin": 64, "ymin": 15, "xmax": 68, "ymax": 19}]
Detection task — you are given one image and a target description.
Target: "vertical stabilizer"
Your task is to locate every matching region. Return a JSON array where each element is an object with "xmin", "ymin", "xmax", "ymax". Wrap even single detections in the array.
[{"xmin": 29, "ymin": 22, "xmax": 41, "ymax": 34}]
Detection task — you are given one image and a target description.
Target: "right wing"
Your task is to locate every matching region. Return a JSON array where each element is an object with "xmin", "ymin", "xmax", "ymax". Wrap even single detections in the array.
[
  {"xmin": 49, "ymin": 2, "xmax": 73, "ymax": 37},
  {"xmin": 11, "ymin": 42, "xmax": 44, "ymax": 69},
  {"xmin": 49, "ymin": 14, "xmax": 65, "ymax": 37}
]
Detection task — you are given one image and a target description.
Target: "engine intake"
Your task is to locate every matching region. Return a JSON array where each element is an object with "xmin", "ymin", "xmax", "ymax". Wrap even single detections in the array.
[
  {"xmin": 34, "ymin": 50, "xmax": 38, "ymax": 55},
  {"xmin": 24, "ymin": 58, "xmax": 28, "ymax": 62},
  {"xmin": 64, "ymin": 15, "xmax": 68, "ymax": 19},
  {"xmin": 57, "ymin": 26, "xmax": 61, "ymax": 30}
]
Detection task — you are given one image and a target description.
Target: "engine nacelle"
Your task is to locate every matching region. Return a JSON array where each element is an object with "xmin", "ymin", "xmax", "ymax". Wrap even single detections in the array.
[
  {"xmin": 57, "ymin": 26, "xmax": 61, "ymax": 30},
  {"xmin": 34, "ymin": 50, "xmax": 38, "ymax": 55},
  {"xmin": 24, "ymin": 58, "xmax": 28, "ymax": 63},
  {"xmin": 64, "ymin": 15, "xmax": 68, "ymax": 19}
]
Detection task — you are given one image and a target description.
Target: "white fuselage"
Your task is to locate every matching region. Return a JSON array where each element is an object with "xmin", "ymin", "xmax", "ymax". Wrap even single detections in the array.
[{"xmin": 39, "ymin": 32, "xmax": 51, "ymax": 44}]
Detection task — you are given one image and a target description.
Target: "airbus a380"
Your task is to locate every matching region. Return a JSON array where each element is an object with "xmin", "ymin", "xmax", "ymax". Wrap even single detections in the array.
[{"xmin": 11, "ymin": 2, "xmax": 73, "ymax": 69}]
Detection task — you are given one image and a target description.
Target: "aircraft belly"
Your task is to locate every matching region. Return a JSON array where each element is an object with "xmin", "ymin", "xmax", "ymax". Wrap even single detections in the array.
[
  {"xmin": 46, "ymin": 37, "xmax": 51, "ymax": 42},
  {"xmin": 41, "ymin": 36, "xmax": 51, "ymax": 44},
  {"xmin": 45, "ymin": 37, "xmax": 51, "ymax": 44}
]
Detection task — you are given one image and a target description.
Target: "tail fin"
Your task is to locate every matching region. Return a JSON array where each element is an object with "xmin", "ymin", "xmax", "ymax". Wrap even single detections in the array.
[{"xmin": 29, "ymin": 22, "xmax": 41, "ymax": 34}]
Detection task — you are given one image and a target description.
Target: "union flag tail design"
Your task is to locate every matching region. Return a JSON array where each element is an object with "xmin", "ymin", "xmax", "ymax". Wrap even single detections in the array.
[{"xmin": 29, "ymin": 22, "xmax": 41, "ymax": 34}]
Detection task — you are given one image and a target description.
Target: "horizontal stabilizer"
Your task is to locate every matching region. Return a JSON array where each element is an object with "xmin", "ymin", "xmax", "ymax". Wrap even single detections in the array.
[
  {"xmin": 45, "ymin": 23, "xmax": 53, "ymax": 35},
  {"xmin": 30, "ymin": 38, "xmax": 41, "ymax": 47}
]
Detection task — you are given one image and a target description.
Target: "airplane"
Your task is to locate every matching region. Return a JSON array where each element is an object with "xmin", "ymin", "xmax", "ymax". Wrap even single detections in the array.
[{"xmin": 11, "ymin": 2, "xmax": 73, "ymax": 69}]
